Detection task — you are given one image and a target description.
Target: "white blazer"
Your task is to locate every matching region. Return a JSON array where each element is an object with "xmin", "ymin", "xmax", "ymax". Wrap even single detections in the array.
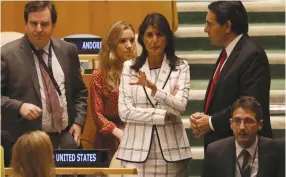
[{"xmin": 117, "ymin": 56, "xmax": 192, "ymax": 162}]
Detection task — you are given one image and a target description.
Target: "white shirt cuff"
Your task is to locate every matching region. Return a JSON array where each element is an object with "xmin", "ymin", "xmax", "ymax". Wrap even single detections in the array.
[{"xmin": 209, "ymin": 116, "xmax": 215, "ymax": 131}]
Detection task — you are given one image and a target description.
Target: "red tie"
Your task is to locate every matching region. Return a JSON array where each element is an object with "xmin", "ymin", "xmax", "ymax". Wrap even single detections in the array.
[{"xmin": 205, "ymin": 49, "xmax": 227, "ymax": 113}]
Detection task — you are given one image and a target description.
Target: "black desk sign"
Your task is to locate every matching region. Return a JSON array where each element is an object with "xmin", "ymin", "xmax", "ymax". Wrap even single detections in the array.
[
  {"xmin": 54, "ymin": 149, "xmax": 108, "ymax": 167},
  {"xmin": 62, "ymin": 34, "xmax": 102, "ymax": 54}
]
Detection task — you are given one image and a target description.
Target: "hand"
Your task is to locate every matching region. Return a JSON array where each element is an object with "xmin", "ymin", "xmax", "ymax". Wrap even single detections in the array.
[
  {"xmin": 165, "ymin": 112, "xmax": 176, "ymax": 122},
  {"xmin": 172, "ymin": 85, "xmax": 180, "ymax": 96},
  {"xmin": 19, "ymin": 103, "xmax": 42, "ymax": 120},
  {"xmin": 129, "ymin": 70, "xmax": 148, "ymax": 87},
  {"xmin": 112, "ymin": 128, "xmax": 123, "ymax": 140},
  {"xmin": 193, "ymin": 113, "xmax": 212, "ymax": 138},
  {"xmin": 129, "ymin": 70, "xmax": 157, "ymax": 95},
  {"xmin": 69, "ymin": 124, "xmax": 82, "ymax": 147},
  {"xmin": 190, "ymin": 112, "xmax": 211, "ymax": 138},
  {"xmin": 189, "ymin": 112, "xmax": 204, "ymax": 130},
  {"xmin": 189, "ymin": 112, "xmax": 203, "ymax": 138}
]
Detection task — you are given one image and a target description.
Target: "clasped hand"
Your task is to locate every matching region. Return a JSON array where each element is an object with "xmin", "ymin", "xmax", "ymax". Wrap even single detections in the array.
[{"xmin": 189, "ymin": 112, "xmax": 212, "ymax": 138}]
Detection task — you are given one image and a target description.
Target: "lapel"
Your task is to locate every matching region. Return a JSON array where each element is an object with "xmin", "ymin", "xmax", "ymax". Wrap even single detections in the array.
[
  {"xmin": 204, "ymin": 49, "xmax": 224, "ymax": 110},
  {"xmin": 19, "ymin": 37, "xmax": 69, "ymax": 103},
  {"xmin": 156, "ymin": 56, "xmax": 171, "ymax": 90},
  {"xmin": 224, "ymin": 138, "xmax": 236, "ymax": 177},
  {"xmin": 140, "ymin": 56, "xmax": 171, "ymax": 107},
  {"xmin": 140, "ymin": 58, "xmax": 155, "ymax": 106},
  {"xmin": 51, "ymin": 38, "xmax": 71, "ymax": 94},
  {"xmin": 140, "ymin": 57, "xmax": 152, "ymax": 83},
  {"xmin": 207, "ymin": 35, "xmax": 248, "ymax": 111},
  {"xmin": 256, "ymin": 136, "xmax": 271, "ymax": 177},
  {"xmin": 20, "ymin": 35, "xmax": 41, "ymax": 102},
  {"xmin": 51, "ymin": 38, "xmax": 69, "ymax": 79}
]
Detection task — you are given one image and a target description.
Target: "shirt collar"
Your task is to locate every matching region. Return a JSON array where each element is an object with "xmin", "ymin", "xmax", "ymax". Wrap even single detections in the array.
[
  {"xmin": 225, "ymin": 34, "xmax": 243, "ymax": 58},
  {"xmin": 35, "ymin": 40, "xmax": 51, "ymax": 55},
  {"xmin": 235, "ymin": 135, "xmax": 258, "ymax": 158}
]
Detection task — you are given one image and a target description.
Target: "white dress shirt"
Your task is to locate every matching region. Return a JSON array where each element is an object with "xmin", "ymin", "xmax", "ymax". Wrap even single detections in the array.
[
  {"xmin": 235, "ymin": 136, "xmax": 259, "ymax": 177},
  {"xmin": 32, "ymin": 41, "xmax": 68, "ymax": 132}
]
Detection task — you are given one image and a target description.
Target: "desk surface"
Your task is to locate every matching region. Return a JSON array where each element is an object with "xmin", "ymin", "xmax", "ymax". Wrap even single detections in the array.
[{"xmin": 5, "ymin": 167, "xmax": 137, "ymax": 175}]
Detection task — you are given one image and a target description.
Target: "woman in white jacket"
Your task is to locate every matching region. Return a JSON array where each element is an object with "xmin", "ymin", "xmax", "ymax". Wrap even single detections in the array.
[{"xmin": 117, "ymin": 12, "xmax": 192, "ymax": 177}]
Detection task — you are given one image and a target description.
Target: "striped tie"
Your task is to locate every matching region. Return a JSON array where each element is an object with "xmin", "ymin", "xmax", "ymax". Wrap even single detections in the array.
[
  {"xmin": 241, "ymin": 149, "xmax": 251, "ymax": 177},
  {"xmin": 37, "ymin": 49, "xmax": 63, "ymax": 132}
]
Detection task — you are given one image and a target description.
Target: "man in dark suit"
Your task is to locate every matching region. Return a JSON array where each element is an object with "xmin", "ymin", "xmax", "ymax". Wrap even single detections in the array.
[
  {"xmin": 190, "ymin": 1, "xmax": 272, "ymax": 149},
  {"xmin": 273, "ymin": 137, "xmax": 285, "ymax": 177},
  {"xmin": 1, "ymin": 1, "xmax": 88, "ymax": 165},
  {"xmin": 202, "ymin": 96, "xmax": 280, "ymax": 177}
]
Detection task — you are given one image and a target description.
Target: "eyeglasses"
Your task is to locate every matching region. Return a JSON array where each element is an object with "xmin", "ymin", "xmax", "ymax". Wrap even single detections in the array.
[{"xmin": 231, "ymin": 118, "xmax": 257, "ymax": 126}]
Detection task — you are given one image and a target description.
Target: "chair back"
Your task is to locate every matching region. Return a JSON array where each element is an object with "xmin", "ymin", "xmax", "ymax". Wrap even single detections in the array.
[{"xmin": 1, "ymin": 31, "xmax": 24, "ymax": 47}]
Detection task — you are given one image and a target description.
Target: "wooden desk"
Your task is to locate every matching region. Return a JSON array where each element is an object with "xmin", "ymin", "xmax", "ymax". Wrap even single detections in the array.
[{"xmin": 5, "ymin": 167, "xmax": 137, "ymax": 175}]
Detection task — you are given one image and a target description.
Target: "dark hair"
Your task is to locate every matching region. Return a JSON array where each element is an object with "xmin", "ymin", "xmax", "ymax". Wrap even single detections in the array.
[
  {"xmin": 232, "ymin": 96, "xmax": 262, "ymax": 121},
  {"xmin": 208, "ymin": 1, "xmax": 248, "ymax": 35},
  {"xmin": 24, "ymin": 1, "xmax": 57, "ymax": 24},
  {"xmin": 131, "ymin": 12, "xmax": 177, "ymax": 72}
]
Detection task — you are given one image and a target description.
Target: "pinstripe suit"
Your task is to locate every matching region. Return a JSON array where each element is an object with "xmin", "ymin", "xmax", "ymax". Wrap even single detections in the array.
[{"xmin": 117, "ymin": 56, "xmax": 192, "ymax": 165}]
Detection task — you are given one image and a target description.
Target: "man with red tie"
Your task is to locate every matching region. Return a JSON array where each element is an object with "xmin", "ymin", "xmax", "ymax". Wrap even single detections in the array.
[{"xmin": 190, "ymin": 1, "xmax": 272, "ymax": 150}]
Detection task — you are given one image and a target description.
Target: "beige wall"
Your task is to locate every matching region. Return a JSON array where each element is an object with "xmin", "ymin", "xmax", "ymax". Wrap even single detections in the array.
[{"xmin": 1, "ymin": 1, "xmax": 177, "ymax": 38}]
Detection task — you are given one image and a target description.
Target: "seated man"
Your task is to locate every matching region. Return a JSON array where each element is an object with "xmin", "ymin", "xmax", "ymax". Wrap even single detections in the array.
[
  {"xmin": 273, "ymin": 137, "xmax": 285, "ymax": 177},
  {"xmin": 202, "ymin": 96, "xmax": 280, "ymax": 177}
]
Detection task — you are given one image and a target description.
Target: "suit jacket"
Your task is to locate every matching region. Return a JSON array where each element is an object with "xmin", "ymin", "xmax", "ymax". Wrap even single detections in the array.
[
  {"xmin": 204, "ymin": 34, "xmax": 272, "ymax": 148},
  {"xmin": 1, "ymin": 35, "xmax": 88, "ymax": 140},
  {"xmin": 202, "ymin": 136, "xmax": 280, "ymax": 177},
  {"xmin": 273, "ymin": 137, "xmax": 285, "ymax": 177},
  {"xmin": 117, "ymin": 57, "xmax": 192, "ymax": 162}
]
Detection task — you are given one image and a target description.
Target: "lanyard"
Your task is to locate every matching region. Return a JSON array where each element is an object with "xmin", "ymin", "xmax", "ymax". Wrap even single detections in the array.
[
  {"xmin": 30, "ymin": 42, "xmax": 62, "ymax": 96},
  {"xmin": 236, "ymin": 144, "xmax": 258, "ymax": 177}
]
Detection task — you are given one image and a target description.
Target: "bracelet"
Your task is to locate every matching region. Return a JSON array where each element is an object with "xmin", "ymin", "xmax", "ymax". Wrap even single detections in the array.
[
  {"xmin": 144, "ymin": 80, "xmax": 149, "ymax": 87},
  {"xmin": 145, "ymin": 79, "xmax": 152, "ymax": 88},
  {"xmin": 146, "ymin": 80, "xmax": 157, "ymax": 90}
]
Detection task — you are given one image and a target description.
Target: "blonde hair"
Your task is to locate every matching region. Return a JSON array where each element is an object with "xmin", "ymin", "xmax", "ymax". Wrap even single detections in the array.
[
  {"xmin": 10, "ymin": 131, "xmax": 55, "ymax": 177},
  {"xmin": 99, "ymin": 21, "xmax": 135, "ymax": 91}
]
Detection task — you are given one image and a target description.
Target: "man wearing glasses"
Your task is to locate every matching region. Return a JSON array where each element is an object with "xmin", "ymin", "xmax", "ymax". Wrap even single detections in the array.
[{"xmin": 201, "ymin": 96, "xmax": 281, "ymax": 177}]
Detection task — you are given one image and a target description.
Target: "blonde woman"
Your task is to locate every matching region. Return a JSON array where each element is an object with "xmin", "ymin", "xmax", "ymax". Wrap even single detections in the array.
[
  {"xmin": 90, "ymin": 21, "xmax": 136, "ymax": 166},
  {"xmin": 10, "ymin": 131, "xmax": 55, "ymax": 177}
]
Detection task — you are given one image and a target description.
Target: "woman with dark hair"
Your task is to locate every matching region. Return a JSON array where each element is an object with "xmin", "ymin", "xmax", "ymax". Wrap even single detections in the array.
[{"xmin": 117, "ymin": 13, "xmax": 192, "ymax": 176}]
